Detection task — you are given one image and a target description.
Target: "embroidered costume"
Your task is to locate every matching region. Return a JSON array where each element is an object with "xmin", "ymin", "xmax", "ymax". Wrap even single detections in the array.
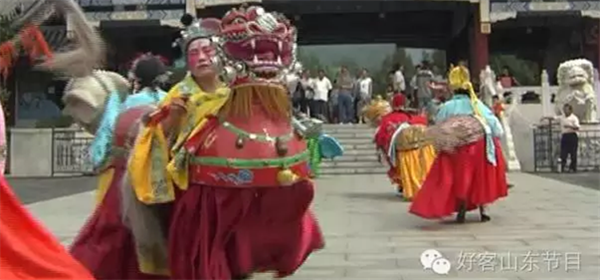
[
  {"xmin": 409, "ymin": 65, "xmax": 508, "ymax": 223},
  {"xmin": 68, "ymin": 55, "xmax": 171, "ymax": 279},
  {"xmin": 128, "ymin": 6, "xmax": 324, "ymax": 279},
  {"xmin": 364, "ymin": 95, "xmax": 436, "ymax": 200}
]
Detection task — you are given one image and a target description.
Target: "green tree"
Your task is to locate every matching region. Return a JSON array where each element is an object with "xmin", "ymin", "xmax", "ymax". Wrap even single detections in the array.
[
  {"xmin": 490, "ymin": 54, "xmax": 540, "ymax": 86},
  {"xmin": 297, "ymin": 49, "xmax": 326, "ymax": 75},
  {"xmin": 430, "ymin": 49, "xmax": 447, "ymax": 75},
  {"xmin": 372, "ymin": 48, "xmax": 415, "ymax": 96}
]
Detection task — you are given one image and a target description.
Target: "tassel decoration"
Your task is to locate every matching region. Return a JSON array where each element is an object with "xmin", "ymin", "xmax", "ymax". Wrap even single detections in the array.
[{"xmin": 0, "ymin": 25, "xmax": 53, "ymax": 81}]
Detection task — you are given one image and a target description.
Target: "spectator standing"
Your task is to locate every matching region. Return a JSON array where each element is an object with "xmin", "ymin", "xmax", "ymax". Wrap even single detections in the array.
[
  {"xmin": 312, "ymin": 69, "xmax": 332, "ymax": 121},
  {"xmin": 299, "ymin": 70, "xmax": 316, "ymax": 117},
  {"xmin": 558, "ymin": 104, "xmax": 580, "ymax": 173},
  {"xmin": 497, "ymin": 66, "xmax": 519, "ymax": 95},
  {"xmin": 414, "ymin": 61, "xmax": 435, "ymax": 111},
  {"xmin": 356, "ymin": 69, "xmax": 373, "ymax": 123},
  {"xmin": 336, "ymin": 66, "xmax": 355, "ymax": 124},
  {"xmin": 392, "ymin": 63, "xmax": 406, "ymax": 93},
  {"xmin": 329, "ymin": 83, "xmax": 339, "ymax": 123},
  {"xmin": 285, "ymin": 69, "xmax": 302, "ymax": 109},
  {"xmin": 410, "ymin": 64, "xmax": 421, "ymax": 106}
]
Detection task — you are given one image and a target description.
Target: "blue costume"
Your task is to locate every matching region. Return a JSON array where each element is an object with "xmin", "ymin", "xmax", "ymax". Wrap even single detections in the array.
[{"xmin": 89, "ymin": 88, "xmax": 167, "ymax": 169}]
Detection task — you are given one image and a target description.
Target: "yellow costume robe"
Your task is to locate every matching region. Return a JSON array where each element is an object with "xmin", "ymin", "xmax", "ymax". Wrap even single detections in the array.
[
  {"xmin": 129, "ymin": 75, "xmax": 229, "ymax": 204},
  {"xmin": 126, "ymin": 75, "xmax": 229, "ymax": 274}
]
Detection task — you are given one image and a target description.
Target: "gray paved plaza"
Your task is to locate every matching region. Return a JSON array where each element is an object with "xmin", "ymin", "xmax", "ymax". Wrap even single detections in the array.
[{"xmin": 22, "ymin": 173, "xmax": 600, "ymax": 279}]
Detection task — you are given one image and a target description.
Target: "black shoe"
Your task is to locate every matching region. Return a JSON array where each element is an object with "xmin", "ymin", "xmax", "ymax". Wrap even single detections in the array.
[
  {"xmin": 456, "ymin": 204, "xmax": 466, "ymax": 224},
  {"xmin": 480, "ymin": 214, "xmax": 491, "ymax": 222},
  {"xmin": 507, "ymin": 183, "xmax": 514, "ymax": 189},
  {"xmin": 479, "ymin": 206, "xmax": 491, "ymax": 222}
]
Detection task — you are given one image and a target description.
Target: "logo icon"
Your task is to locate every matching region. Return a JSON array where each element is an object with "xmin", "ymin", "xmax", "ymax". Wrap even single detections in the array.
[{"xmin": 420, "ymin": 249, "xmax": 451, "ymax": 275}]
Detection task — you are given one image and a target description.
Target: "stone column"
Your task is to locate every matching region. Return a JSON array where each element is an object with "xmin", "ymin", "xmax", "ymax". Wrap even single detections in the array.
[
  {"xmin": 540, "ymin": 70, "xmax": 552, "ymax": 117},
  {"xmin": 472, "ymin": 2, "xmax": 490, "ymax": 78}
]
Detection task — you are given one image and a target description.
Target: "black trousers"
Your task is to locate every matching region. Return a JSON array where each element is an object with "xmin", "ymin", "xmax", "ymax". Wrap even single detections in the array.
[
  {"xmin": 310, "ymin": 100, "xmax": 327, "ymax": 121},
  {"xmin": 560, "ymin": 132, "xmax": 579, "ymax": 172},
  {"xmin": 293, "ymin": 97, "xmax": 308, "ymax": 114}
]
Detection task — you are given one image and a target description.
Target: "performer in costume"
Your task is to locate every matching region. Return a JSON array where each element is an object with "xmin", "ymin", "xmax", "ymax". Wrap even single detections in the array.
[
  {"xmin": 409, "ymin": 65, "xmax": 508, "ymax": 223},
  {"xmin": 88, "ymin": 54, "xmax": 169, "ymax": 204},
  {"xmin": 363, "ymin": 95, "xmax": 436, "ymax": 200},
  {"xmin": 129, "ymin": 6, "xmax": 324, "ymax": 279},
  {"xmin": 68, "ymin": 55, "xmax": 172, "ymax": 280},
  {"xmin": 123, "ymin": 13, "xmax": 230, "ymax": 278}
]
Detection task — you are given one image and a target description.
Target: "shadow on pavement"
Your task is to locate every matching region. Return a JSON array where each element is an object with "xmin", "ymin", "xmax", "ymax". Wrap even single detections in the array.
[
  {"xmin": 7, "ymin": 176, "xmax": 96, "ymax": 205},
  {"xmin": 532, "ymin": 172, "xmax": 600, "ymax": 191}
]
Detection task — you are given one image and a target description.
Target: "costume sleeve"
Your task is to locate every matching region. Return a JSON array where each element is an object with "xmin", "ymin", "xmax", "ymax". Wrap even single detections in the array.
[
  {"xmin": 127, "ymin": 86, "xmax": 182, "ymax": 205},
  {"xmin": 89, "ymin": 91, "xmax": 122, "ymax": 169}
]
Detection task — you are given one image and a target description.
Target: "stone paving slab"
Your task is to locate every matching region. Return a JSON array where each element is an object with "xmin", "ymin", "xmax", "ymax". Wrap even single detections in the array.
[{"xmin": 27, "ymin": 172, "xmax": 600, "ymax": 279}]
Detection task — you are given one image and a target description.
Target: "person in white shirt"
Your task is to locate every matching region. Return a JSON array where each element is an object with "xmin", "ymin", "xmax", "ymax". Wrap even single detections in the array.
[
  {"xmin": 356, "ymin": 69, "xmax": 373, "ymax": 123},
  {"xmin": 312, "ymin": 69, "xmax": 332, "ymax": 120},
  {"xmin": 559, "ymin": 104, "xmax": 580, "ymax": 173},
  {"xmin": 392, "ymin": 63, "xmax": 406, "ymax": 93}
]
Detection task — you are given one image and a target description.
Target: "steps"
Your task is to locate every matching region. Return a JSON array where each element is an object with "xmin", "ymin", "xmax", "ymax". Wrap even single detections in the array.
[{"xmin": 321, "ymin": 124, "xmax": 387, "ymax": 175}]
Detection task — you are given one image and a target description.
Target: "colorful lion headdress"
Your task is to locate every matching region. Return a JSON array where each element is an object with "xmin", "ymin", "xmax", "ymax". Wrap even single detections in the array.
[{"xmin": 215, "ymin": 5, "xmax": 297, "ymax": 89}]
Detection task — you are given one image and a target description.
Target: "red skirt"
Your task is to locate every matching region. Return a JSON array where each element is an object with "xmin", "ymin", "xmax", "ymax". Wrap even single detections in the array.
[
  {"xmin": 0, "ymin": 176, "xmax": 94, "ymax": 280},
  {"xmin": 169, "ymin": 180, "xmax": 324, "ymax": 280},
  {"xmin": 69, "ymin": 168, "xmax": 167, "ymax": 280},
  {"xmin": 410, "ymin": 138, "xmax": 508, "ymax": 219}
]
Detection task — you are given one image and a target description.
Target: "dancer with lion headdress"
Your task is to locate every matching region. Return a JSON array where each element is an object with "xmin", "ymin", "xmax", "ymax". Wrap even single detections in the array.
[
  {"xmin": 409, "ymin": 65, "xmax": 508, "ymax": 223},
  {"xmin": 128, "ymin": 6, "xmax": 324, "ymax": 279}
]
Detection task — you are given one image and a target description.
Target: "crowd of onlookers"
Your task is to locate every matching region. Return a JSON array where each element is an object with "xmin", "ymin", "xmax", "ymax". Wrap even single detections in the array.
[
  {"xmin": 286, "ymin": 59, "xmax": 528, "ymax": 125},
  {"xmin": 286, "ymin": 60, "xmax": 449, "ymax": 124}
]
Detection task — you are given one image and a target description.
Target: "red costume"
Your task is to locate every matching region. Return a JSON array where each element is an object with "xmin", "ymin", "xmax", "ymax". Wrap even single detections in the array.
[
  {"xmin": 409, "ymin": 66, "xmax": 508, "ymax": 222},
  {"xmin": 163, "ymin": 6, "xmax": 324, "ymax": 279},
  {"xmin": 0, "ymin": 177, "xmax": 94, "ymax": 279},
  {"xmin": 374, "ymin": 94, "xmax": 428, "ymax": 183}
]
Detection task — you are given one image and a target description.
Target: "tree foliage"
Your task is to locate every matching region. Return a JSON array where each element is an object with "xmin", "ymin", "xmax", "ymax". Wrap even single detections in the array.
[{"xmin": 490, "ymin": 54, "xmax": 540, "ymax": 85}]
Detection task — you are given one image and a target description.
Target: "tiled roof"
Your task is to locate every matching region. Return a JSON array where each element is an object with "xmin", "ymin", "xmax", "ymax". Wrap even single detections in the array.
[{"xmin": 40, "ymin": 26, "xmax": 70, "ymax": 51}]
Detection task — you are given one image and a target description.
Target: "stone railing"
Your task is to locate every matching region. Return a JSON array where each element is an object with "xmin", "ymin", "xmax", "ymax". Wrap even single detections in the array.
[{"xmin": 9, "ymin": 128, "xmax": 94, "ymax": 177}]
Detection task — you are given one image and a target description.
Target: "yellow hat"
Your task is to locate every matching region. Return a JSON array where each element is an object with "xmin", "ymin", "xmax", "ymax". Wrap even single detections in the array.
[
  {"xmin": 361, "ymin": 96, "xmax": 391, "ymax": 126},
  {"xmin": 447, "ymin": 65, "xmax": 483, "ymax": 119},
  {"xmin": 448, "ymin": 65, "xmax": 471, "ymax": 92}
]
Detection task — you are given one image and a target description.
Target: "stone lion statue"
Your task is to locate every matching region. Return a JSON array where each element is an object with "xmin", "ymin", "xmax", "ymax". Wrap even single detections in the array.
[{"xmin": 556, "ymin": 59, "xmax": 597, "ymax": 122}]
